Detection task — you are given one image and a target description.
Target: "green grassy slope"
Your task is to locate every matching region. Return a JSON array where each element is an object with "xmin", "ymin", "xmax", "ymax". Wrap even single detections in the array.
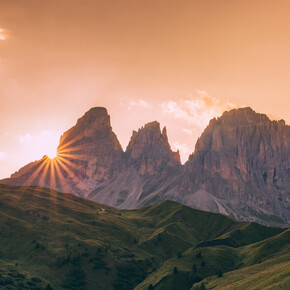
[
  {"xmin": 0, "ymin": 184, "xmax": 287, "ymax": 290},
  {"xmin": 137, "ymin": 229, "xmax": 289, "ymax": 290},
  {"xmin": 192, "ymin": 230, "xmax": 290, "ymax": 289}
]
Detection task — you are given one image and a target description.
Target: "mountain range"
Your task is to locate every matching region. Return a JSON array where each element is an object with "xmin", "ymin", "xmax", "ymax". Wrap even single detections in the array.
[{"xmin": 1, "ymin": 107, "xmax": 290, "ymax": 226}]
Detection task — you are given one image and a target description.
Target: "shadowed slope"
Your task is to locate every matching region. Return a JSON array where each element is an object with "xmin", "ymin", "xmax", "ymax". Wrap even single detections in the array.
[{"xmin": 0, "ymin": 184, "xmax": 286, "ymax": 289}]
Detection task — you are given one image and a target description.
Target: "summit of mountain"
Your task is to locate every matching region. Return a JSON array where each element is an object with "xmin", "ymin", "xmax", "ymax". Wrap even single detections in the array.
[
  {"xmin": 125, "ymin": 121, "xmax": 180, "ymax": 175},
  {"xmin": 3, "ymin": 107, "xmax": 125, "ymax": 196},
  {"xmin": 181, "ymin": 107, "xmax": 290, "ymax": 224}
]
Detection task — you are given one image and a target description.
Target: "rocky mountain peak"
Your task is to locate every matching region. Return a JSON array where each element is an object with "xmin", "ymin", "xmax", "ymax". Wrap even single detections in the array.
[
  {"xmin": 126, "ymin": 121, "xmax": 180, "ymax": 175},
  {"xmin": 58, "ymin": 107, "xmax": 113, "ymax": 146},
  {"xmin": 144, "ymin": 120, "xmax": 160, "ymax": 130},
  {"xmin": 55, "ymin": 107, "xmax": 125, "ymax": 193},
  {"xmin": 184, "ymin": 107, "xmax": 290, "ymax": 222},
  {"xmin": 162, "ymin": 126, "xmax": 168, "ymax": 141},
  {"xmin": 216, "ymin": 107, "xmax": 271, "ymax": 126}
]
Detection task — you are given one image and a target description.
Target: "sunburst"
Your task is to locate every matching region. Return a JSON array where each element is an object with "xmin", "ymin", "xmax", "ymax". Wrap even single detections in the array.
[
  {"xmin": 47, "ymin": 151, "xmax": 58, "ymax": 160},
  {"xmin": 21, "ymin": 134, "xmax": 91, "ymax": 194}
]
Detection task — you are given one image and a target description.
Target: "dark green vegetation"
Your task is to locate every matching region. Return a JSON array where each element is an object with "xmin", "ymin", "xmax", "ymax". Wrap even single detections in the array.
[
  {"xmin": 191, "ymin": 229, "xmax": 290, "ymax": 289},
  {"xmin": 0, "ymin": 184, "xmax": 288, "ymax": 289}
]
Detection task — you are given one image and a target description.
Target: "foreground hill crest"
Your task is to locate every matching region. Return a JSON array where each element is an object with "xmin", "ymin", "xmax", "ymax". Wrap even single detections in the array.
[{"xmin": 1, "ymin": 106, "xmax": 290, "ymax": 226}]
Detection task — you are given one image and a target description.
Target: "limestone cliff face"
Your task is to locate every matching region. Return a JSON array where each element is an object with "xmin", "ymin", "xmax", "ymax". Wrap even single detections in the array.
[
  {"xmin": 182, "ymin": 107, "xmax": 290, "ymax": 222},
  {"xmin": 125, "ymin": 121, "xmax": 180, "ymax": 175},
  {"xmin": 57, "ymin": 107, "xmax": 124, "ymax": 183}
]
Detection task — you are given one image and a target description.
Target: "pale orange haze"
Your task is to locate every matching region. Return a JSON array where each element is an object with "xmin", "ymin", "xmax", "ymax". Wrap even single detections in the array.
[{"xmin": 0, "ymin": 0, "xmax": 290, "ymax": 179}]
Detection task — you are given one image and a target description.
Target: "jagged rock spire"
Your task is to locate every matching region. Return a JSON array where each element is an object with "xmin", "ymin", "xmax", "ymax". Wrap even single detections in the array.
[{"xmin": 126, "ymin": 121, "xmax": 180, "ymax": 175}]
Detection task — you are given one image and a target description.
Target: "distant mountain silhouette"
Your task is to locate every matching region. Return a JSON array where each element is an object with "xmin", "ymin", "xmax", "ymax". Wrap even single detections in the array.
[{"xmin": 1, "ymin": 107, "xmax": 289, "ymax": 226}]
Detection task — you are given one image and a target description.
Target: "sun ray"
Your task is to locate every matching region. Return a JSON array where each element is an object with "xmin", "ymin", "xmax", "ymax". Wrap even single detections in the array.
[
  {"xmin": 55, "ymin": 158, "xmax": 86, "ymax": 194},
  {"xmin": 38, "ymin": 157, "xmax": 52, "ymax": 186},
  {"xmin": 56, "ymin": 157, "xmax": 83, "ymax": 179},
  {"xmin": 57, "ymin": 144, "xmax": 91, "ymax": 158},
  {"xmin": 57, "ymin": 155, "xmax": 86, "ymax": 173},
  {"xmin": 50, "ymin": 158, "xmax": 63, "ymax": 191},
  {"xmin": 57, "ymin": 156, "xmax": 88, "ymax": 182},
  {"xmin": 57, "ymin": 134, "xmax": 87, "ymax": 152},
  {"xmin": 53, "ymin": 158, "xmax": 71, "ymax": 192},
  {"xmin": 57, "ymin": 152, "xmax": 91, "ymax": 161},
  {"xmin": 49, "ymin": 158, "xmax": 57, "ymax": 188},
  {"xmin": 58, "ymin": 146, "xmax": 88, "ymax": 154},
  {"xmin": 24, "ymin": 157, "xmax": 49, "ymax": 186},
  {"xmin": 44, "ymin": 159, "xmax": 61, "ymax": 221},
  {"xmin": 54, "ymin": 158, "xmax": 84, "ymax": 202}
]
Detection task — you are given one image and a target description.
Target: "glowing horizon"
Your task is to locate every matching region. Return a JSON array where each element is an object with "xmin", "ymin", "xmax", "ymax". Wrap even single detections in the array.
[{"xmin": 0, "ymin": 0, "xmax": 290, "ymax": 179}]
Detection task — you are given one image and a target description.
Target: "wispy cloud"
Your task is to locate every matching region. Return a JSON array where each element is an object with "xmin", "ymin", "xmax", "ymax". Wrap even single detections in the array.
[
  {"xmin": 182, "ymin": 128, "xmax": 193, "ymax": 135},
  {"xmin": 16, "ymin": 130, "xmax": 56, "ymax": 145},
  {"xmin": 0, "ymin": 28, "xmax": 8, "ymax": 41},
  {"xmin": 128, "ymin": 99, "xmax": 151, "ymax": 109},
  {"xmin": 117, "ymin": 92, "xmax": 235, "ymax": 163},
  {"xmin": 161, "ymin": 91, "xmax": 235, "ymax": 128},
  {"xmin": 16, "ymin": 133, "xmax": 39, "ymax": 144}
]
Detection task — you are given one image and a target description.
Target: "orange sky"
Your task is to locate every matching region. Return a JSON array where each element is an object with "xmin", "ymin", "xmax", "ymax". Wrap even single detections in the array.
[{"xmin": 0, "ymin": 0, "xmax": 290, "ymax": 179}]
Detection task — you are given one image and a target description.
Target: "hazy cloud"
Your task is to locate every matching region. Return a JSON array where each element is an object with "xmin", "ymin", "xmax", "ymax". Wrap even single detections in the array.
[
  {"xmin": 0, "ymin": 28, "xmax": 7, "ymax": 40},
  {"xmin": 16, "ymin": 130, "xmax": 56, "ymax": 145},
  {"xmin": 118, "ymin": 92, "xmax": 234, "ymax": 164},
  {"xmin": 182, "ymin": 128, "xmax": 193, "ymax": 135},
  {"xmin": 161, "ymin": 92, "xmax": 235, "ymax": 128},
  {"xmin": 128, "ymin": 99, "xmax": 151, "ymax": 109},
  {"xmin": 16, "ymin": 133, "xmax": 39, "ymax": 145}
]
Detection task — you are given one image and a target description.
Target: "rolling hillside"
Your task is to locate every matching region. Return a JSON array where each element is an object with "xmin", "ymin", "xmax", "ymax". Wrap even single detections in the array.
[{"xmin": 0, "ymin": 184, "xmax": 287, "ymax": 289}]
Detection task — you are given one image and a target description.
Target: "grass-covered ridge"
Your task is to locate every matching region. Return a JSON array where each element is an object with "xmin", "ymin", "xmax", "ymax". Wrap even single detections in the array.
[
  {"xmin": 0, "ymin": 184, "xmax": 287, "ymax": 289},
  {"xmin": 191, "ymin": 230, "xmax": 290, "ymax": 289}
]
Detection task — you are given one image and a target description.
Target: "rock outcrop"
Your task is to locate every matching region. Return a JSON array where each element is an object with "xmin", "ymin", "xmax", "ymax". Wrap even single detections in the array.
[
  {"xmin": 126, "ymin": 121, "xmax": 180, "ymax": 175},
  {"xmin": 56, "ymin": 107, "xmax": 124, "ymax": 184},
  {"xmin": 181, "ymin": 107, "xmax": 290, "ymax": 224},
  {"xmin": 88, "ymin": 121, "xmax": 181, "ymax": 208},
  {"xmin": 5, "ymin": 107, "xmax": 125, "ymax": 196}
]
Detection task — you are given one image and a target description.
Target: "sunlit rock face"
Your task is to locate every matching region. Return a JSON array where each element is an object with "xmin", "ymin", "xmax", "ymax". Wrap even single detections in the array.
[{"xmin": 181, "ymin": 107, "xmax": 290, "ymax": 223}]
